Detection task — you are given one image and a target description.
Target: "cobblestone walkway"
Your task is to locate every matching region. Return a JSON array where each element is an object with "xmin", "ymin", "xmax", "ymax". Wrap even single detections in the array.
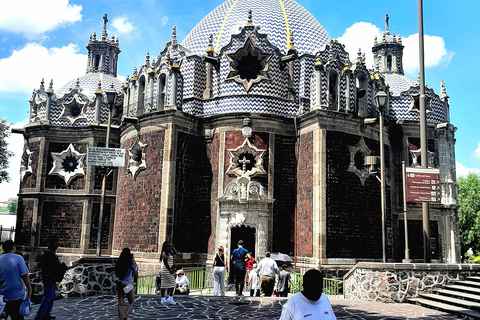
[{"xmin": 29, "ymin": 295, "xmax": 460, "ymax": 319}]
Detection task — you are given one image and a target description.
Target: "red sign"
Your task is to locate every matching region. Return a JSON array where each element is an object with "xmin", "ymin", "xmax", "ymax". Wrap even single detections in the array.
[{"xmin": 405, "ymin": 168, "xmax": 441, "ymax": 203}]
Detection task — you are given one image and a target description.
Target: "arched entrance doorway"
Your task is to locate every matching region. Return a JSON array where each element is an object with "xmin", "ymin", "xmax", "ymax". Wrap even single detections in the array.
[{"xmin": 229, "ymin": 226, "xmax": 256, "ymax": 283}]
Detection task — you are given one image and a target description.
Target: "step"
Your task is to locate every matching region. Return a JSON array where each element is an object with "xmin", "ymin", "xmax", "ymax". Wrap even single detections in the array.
[
  {"xmin": 468, "ymin": 276, "xmax": 480, "ymax": 283},
  {"xmin": 410, "ymin": 298, "xmax": 480, "ymax": 319},
  {"xmin": 420, "ymin": 293, "xmax": 480, "ymax": 312},
  {"xmin": 445, "ymin": 284, "xmax": 480, "ymax": 296},
  {"xmin": 456, "ymin": 281, "xmax": 480, "ymax": 289},
  {"xmin": 437, "ymin": 289, "xmax": 480, "ymax": 303}
]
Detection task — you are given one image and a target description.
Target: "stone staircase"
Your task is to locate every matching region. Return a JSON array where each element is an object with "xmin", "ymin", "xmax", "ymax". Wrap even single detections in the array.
[{"xmin": 409, "ymin": 276, "xmax": 480, "ymax": 319}]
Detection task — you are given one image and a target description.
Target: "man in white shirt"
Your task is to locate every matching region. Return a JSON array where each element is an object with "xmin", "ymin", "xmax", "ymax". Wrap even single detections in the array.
[
  {"xmin": 255, "ymin": 252, "xmax": 280, "ymax": 297},
  {"xmin": 280, "ymin": 269, "xmax": 336, "ymax": 320}
]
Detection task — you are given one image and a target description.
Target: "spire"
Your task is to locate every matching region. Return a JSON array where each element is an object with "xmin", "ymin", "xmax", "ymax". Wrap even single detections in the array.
[
  {"xmin": 206, "ymin": 34, "xmax": 214, "ymax": 53},
  {"xmin": 133, "ymin": 66, "xmax": 138, "ymax": 79},
  {"xmin": 40, "ymin": 78, "xmax": 45, "ymax": 91},
  {"xmin": 145, "ymin": 52, "xmax": 150, "ymax": 65},
  {"xmin": 97, "ymin": 80, "xmax": 102, "ymax": 91},
  {"xmin": 75, "ymin": 78, "xmax": 80, "ymax": 89},
  {"xmin": 441, "ymin": 80, "xmax": 447, "ymax": 96},
  {"xmin": 49, "ymin": 79, "xmax": 54, "ymax": 91}
]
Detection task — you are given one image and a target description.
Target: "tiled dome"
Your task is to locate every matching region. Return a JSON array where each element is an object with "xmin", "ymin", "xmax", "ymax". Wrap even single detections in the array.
[
  {"xmin": 384, "ymin": 73, "xmax": 417, "ymax": 96},
  {"xmin": 181, "ymin": 0, "xmax": 331, "ymax": 56},
  {"xmin": 56, "ymin": 73, "xmax": 124, "ymax": 101}
]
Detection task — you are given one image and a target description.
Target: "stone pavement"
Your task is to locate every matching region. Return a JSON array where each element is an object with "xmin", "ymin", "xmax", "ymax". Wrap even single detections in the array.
[{"xmin": 28, "ymin": 295, "xmax": 461, "ymax": 319}]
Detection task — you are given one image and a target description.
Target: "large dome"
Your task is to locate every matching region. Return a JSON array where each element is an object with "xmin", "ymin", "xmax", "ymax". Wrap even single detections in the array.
[{"xmin": 181, "ymin": 0, "xmax": 331, "ymax": 56}]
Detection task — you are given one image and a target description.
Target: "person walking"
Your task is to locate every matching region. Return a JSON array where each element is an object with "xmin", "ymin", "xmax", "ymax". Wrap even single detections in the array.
[
  {"xmin": 212, "ymin": 246, "xmax": 227, "ymax": 296},
  {"xmin": 160, "ymin": 241, "xmax": 177, "ymax": 305},
  {"xmin": 114, "ymin": 248, "xmax": 138, "ymax": 320},
  {"xmin": 277, "ymin": 264, "xmax": 291, "ymax": 297},
  {"xmin": 255, "ymin": 252, "xmax": 279, "ymax": 297},
  {"xmin": 280, "ymin": 269, "xmax": 336, "ymax": 320},
  {"xmin": 247, "ymin": 263, "xmax": 260, "ymax": 297},
  {"xmin": 230, "ymin": 240, "xmax": 251, "ymax": 297},
  {"xmin": 0, "ymin": 240, "xmax": 32, "ymax": 320},
  {"xmin": 34, "ymin": 239, "xmax": 67, "ymax": 320}
]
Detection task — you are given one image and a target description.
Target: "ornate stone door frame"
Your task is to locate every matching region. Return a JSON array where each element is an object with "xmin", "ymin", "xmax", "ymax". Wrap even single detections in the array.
[{"xmin": 217, "ymin": 199, "xmax": 273, "ymax": 259}]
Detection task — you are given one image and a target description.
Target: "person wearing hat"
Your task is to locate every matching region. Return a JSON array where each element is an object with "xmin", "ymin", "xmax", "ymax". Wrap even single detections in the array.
[
  {"xmin": 174, "ymin": 269, "xmax": 189, "ymax": 295},
  {"xmin": 277, "ymin": 264, "xmax": 291, "ymax": 297},
  {"xmin": 255, "ymin": 252, "xmax": 280, "ymax": 297},
  {"xmin": 230, "ymin": 240, "xmax": 251, "ymax": 296}
]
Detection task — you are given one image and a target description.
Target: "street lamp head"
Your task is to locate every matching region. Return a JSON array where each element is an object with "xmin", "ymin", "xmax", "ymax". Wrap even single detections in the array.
[
  {"xmin": 106, "ymin": 83, "xmax": 117, "ymax": 105},
  {"xmin": 375, "ymin": 90, "xmax": 388, "ymax": 111}
]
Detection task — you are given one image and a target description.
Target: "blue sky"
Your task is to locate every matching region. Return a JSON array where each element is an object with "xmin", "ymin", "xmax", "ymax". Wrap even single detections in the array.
[{"xmin": 0, "ymin": 0, "xmax": 479, "ymax": 202}]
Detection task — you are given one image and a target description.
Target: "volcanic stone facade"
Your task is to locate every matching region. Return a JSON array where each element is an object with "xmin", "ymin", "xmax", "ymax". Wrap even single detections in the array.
[{"xmin": 15, "ymin": 0, "xmax": 459, "ymax": 271}]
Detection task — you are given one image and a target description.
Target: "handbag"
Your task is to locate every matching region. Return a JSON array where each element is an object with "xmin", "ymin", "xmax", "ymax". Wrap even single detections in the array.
[
  {"xmin": 123, "ymin": 283, "xmax": 134, "ymax": 294},
  {"xmin": 19, "ymin": 298, "xmax": 33, "ymax": 316}
]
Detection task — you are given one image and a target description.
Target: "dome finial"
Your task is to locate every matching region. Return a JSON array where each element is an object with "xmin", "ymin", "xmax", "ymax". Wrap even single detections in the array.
[
  {"xmin": 133, "ymin": 66, "xmax": 138, "ymax": 78},
  {"xmin": 145, "ymin": 52, "xmax": 150, "ymax": 65},
  {"xmin": 289, "ymin": 31, "xmax": 295, "ymax": 50},
  {"xmin": 49, "ymin": 79, "xmax": 54, "ymax": 91},
  {"xmin": 172, "ymin": 26, "xmax": 177, "ymax": 42},
  {"xmin": 75, "ymin": 78, "xmax": 80, "ymax": 89},
  {"xmin": 97, "ymin": 80, "xmax": 102, "ymax": 91},
  {"xmin": 247, "ymin": 9, "xmax": 253, "ymax": 26},
  {"xmin": 206, "ymin": 34, "xmax": 214, "ymax": 53},
  {"xmin": 441, "ymin": 80, "xmax": 447, "ymax": 96},
  {"xmin": 385, "ymin": 13, "xmax": 389, "ymax": 35},
  {"xmin": 93, "ymin": 32, "xmax": 96, "ymax": 40},
  {"xmin": 40, "ymin": 78, "xmax": 45, "ymax": 90},
  {"xmin": 102, "ymin": 14, "xmax": 108, "ymax": 40}
]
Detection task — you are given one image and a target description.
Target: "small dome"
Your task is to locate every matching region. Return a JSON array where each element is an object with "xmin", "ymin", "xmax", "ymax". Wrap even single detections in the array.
[
  {"xmin": 57, "ymin": 73, "xmax": 124, "ymax": 101},
  {"xmin": 181, "ymin": 0, "xmax": 331, "ymax": 56},
  {"xmin": 384, "ymin": 74, "xmax": 417, "ymax": 96}
]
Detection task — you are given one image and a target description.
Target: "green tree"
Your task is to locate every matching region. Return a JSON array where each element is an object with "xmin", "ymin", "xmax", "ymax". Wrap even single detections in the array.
[
  {"xmin": 6, "ymin": 198, "xmax": 18, "ymax": 214},
  {"xmin": 0, "ymin": 118, "xmax": 14, "ymax": 183},
  {"xmin": 458, "ymin": 173, "xmax": 480, "ymax": 254}
]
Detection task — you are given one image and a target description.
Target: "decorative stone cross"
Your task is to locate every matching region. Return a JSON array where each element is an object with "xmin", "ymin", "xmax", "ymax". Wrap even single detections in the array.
[
  {"xmin": 103, "ymin": 14, "xmax": 108, "ymax": 32},
  {"xmin": 239, "ymin": 156, "xmax": 250, "ymax": 172}
]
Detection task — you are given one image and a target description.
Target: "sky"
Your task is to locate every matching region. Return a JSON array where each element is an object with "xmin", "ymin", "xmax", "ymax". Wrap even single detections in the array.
[{"xmin": 0, "ymin": 0, "xmax": 479, "ymax": 202}]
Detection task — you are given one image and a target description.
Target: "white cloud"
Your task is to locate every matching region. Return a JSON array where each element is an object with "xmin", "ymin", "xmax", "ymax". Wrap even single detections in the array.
[
  {"xmin": 456, "ymin": 161, "xmax": 480, "ymax": 179},
  {"xmin": 111, "ymin": 16, "xmax": 134, "ymax": 36},
  {"xmin": 402, "ymin": 34, "xmax": 454, "ymax": 76},
  {"xmin": 0, "ymin": 43, "xmax": 87, "ymax": 95},
  {"xmin": 337, "ymin": 23, "xmax": 453, "ymax": 78},
  {"xmin": 337, "ymin": 22, "xmax": 381, "ymax": 68},
  {"xmin": 161, "ymin": 16, "xmax": 169, "ymax": 26},
  {"xmin": 0, "ymin": 0, "xmax": 82, "ymax": 38},
  {"xmin": 474, "ymin": 141, "xmax": 480, "ymax": 159},
  {"xmin": 0, "ymin": 122, "xmax": 26, "ymax": 203}
]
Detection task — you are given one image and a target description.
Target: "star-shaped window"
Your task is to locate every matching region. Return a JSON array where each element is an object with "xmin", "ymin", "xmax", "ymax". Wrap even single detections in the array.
[
  {"xmin": 59, "ymin": 93, "xmax": 87, "ymax": 125},
  {"xmin": 48, "ymin": 143, "xmax": 86, "ymax": 185},
  {"xmin": 226, "ymin": 138, "xmax": 266, "ymax": 178},
  {"xmin": 225, "ymin": 36, "xmax": 272, "ymax": 92}
]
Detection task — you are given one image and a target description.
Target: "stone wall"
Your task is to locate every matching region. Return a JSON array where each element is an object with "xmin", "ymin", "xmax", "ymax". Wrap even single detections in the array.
[
  {"xmin": 30, "ymin": 258, "xmax": 117, "ymax": 301},
  {"xmin": 344, "ymin": 262, "xmax": 480, "ymax": 302}
]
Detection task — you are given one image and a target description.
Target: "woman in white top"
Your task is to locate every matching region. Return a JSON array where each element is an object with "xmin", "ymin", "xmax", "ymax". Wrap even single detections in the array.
[{"xmin": 212, "ymin": 246, "xmax": 228, "ymax": 296}]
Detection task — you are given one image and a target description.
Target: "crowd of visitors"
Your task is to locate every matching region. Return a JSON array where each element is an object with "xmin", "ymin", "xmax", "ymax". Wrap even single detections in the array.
[{"xmin": 0, "ymin": 239, "xmax": 335, "ymax": 320}]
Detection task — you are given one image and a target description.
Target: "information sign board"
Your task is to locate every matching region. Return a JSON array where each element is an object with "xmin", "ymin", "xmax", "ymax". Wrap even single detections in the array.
[
  {"xmin": 87, "ymin": 147, "xmax": 125, "ymax": 167},
  {"xmin": 405, "ymin": 167, "xmax": 440, "ymax": 203}
]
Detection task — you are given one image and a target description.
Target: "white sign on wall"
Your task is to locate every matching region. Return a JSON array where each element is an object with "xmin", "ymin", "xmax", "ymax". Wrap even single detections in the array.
[{"xmin": 87, "ymin": 147, "xmax": 125, "ymax": 167}]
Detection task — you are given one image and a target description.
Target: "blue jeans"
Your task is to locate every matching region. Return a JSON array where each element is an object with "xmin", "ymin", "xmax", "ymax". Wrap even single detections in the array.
[{"xmin": 36, "ymin": 282, "xmax": 55, "ymax": 318}]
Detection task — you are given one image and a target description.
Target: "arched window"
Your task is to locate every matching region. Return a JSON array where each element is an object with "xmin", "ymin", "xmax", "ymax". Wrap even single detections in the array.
[
  {"xmin": 157, "ymin": 74, "xmax": 166, "ymax": 110},
  {"xmin": 137, "ymin": 76, "xmax": 146, "ymax": 116},
  {"xmin": 328, "ymin": 71, "xmax": 339, "ymax": 111},
  {"xmin": 356, "ymin": 72, "xmax": 368, "ymax": 117},
  {"xmin": 94, "ymin": 54, "xmax": 100, "ymax": 70},
  {"xmin": 386, "ymin": 55, "xmax": 392, "ymax": 71}
]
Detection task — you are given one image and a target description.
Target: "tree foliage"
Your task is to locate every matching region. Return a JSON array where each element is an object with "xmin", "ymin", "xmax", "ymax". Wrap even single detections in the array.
[
  {"xmin": 458, "ymin": 173, "xmax": 480, "ymax": 254},
  {"xmin": 0, "ymin": 118, "xmax": 14, "ymax": 183}
]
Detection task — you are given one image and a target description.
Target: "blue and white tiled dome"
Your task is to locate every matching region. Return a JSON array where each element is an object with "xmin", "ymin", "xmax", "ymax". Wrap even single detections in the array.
[
  {"xmin": 57, "ymin": 73, "xmax": 124, "ymax": 101},
  {"xmin": 181, "ymin": 0, "xmax": 331, "ymax": 56},
  {"xmin": 384, "ymin": 74, "xmax": 417, "ymax": 96}
]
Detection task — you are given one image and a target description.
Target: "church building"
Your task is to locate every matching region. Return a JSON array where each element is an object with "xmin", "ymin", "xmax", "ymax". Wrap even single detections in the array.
[{"xmin": 15, "ymin": 0, "xmax": 459, "ymax": 269}]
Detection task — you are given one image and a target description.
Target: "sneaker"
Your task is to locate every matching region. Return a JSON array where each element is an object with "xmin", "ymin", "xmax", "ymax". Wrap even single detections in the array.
[
  {"xmin": 161, "ymin": 297, "xmax": 166, "ymax": 304},
  {"xmin": 166, "ymin": 296, "xmax": 176, "ymax": 305}
]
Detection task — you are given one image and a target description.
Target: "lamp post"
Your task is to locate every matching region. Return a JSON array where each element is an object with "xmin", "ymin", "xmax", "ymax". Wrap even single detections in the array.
[
  {"xmin": 96, "ymin": 84, "xmax": 117, "ymax": 257},
  {"xmin": 375, "ymin": 90, "xmax": 388, "ymax": 263}
]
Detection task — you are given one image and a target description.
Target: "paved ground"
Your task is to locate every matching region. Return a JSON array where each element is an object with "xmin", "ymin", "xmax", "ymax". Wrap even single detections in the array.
[{"xmin": 27, "ymin": 295, "xmax": 461, "ymax": 319}]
